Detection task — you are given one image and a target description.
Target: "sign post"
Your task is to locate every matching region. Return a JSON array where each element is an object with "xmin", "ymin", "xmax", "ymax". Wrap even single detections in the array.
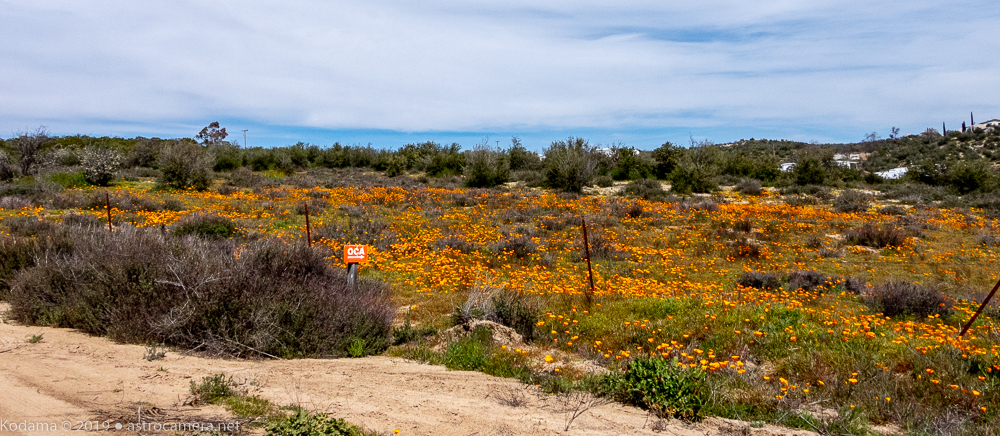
[{"xmin": 343, "ymin": 245, "xmax": 368, "ymax": 288}]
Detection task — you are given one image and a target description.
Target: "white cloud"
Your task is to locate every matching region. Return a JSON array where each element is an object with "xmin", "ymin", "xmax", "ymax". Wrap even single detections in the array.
[{"xmin": 0, "ymin": 0, "xmax": 997, "ymax": 143}]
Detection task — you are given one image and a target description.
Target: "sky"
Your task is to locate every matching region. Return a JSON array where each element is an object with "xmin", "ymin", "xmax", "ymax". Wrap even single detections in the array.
[{"xmin": 1, "ymin": 1, "xmax": 998, "ymax": 151}]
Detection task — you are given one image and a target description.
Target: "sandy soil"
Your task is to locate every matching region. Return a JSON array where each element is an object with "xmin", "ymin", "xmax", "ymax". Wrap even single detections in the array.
[{"xmin": 0, "ymin": 305, "xmax": 815, "ymax": 436}]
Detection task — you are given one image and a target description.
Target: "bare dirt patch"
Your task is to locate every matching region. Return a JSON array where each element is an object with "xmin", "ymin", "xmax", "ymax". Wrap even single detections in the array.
[{"xmin": 0, "ymin": 304, "xmax": 814, "ymax": 435}]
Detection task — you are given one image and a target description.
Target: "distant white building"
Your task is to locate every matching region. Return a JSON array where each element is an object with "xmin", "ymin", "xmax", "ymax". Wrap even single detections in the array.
[
  {"xmin": 832, "ymin": 153, "xmax": 862, "ymax": 169},
  {"xmin": 971, "ymin": 119, "xmax": 1000, "ymax": 131},
  {"xmin": 875, "ymin": 167, "xmax": 908, "ymax": 180},
  {"xmin": 780, "ymin": 162, "xmax": 797, "ymax": 172}
]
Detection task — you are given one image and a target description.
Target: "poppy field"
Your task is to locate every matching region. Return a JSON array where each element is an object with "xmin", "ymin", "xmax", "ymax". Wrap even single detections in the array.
[{"xmin": 2, "ymin": 176, "xmax": 999, "ymax": 434}]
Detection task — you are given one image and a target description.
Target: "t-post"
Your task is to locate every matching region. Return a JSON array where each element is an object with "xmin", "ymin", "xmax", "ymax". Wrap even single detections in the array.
[
  {"xmin": 304, "ymin": 203, "xmax": 312, "ymax": 247},
  {"xmin": 959, "ymin": 277, "xmax": 1000, "ymax": 338},
  {"xmin": 581, "ymin": 216, "xmax": 596, "ymax": 307},
  {"xmin": 105, "ymin": 190, "xmax": 113, "ymax": 231}
]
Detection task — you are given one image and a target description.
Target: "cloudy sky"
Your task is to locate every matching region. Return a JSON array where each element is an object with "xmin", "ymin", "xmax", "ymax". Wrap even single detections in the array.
[{"xmin": 1, "ymin": 1, "xmax": 998, "ymax": 150}]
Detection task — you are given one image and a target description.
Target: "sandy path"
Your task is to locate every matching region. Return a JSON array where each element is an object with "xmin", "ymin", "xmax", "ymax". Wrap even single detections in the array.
[{"xmin": 0, "ymin": 307, "xmax": 813, "ymax": 435}]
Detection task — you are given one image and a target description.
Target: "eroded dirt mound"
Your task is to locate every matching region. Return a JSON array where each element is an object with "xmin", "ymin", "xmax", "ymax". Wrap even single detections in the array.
[{"xmin": 436, "ymin": 320, "xmax": 523, "ymax": 350}]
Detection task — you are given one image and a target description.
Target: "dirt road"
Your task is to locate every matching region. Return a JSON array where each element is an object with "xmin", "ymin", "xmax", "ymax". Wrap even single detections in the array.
[{"xmin": 0, "ymin": 306, "xmax": 814, "ymax": 435}]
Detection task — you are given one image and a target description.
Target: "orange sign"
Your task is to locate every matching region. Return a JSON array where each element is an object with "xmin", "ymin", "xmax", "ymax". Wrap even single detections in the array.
[{"xmin": 343, "ymin": 245, "xmax": 368, "ymax": 263}]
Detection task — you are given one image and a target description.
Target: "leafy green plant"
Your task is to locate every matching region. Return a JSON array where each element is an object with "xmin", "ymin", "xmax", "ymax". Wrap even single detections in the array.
[
  {"xmin": 346, "ymin": 338, "xmax": 367, "ymax": 358},
  {"xmin": 27, "ymin": 333, "xmax": 44, "ymax": 343},
  {"xmin": 609, "ymin": 357, "xmax": 709, "ymax": 421},
  {"xmin": 190, "ymin": 374, "xmax": 237, "ymax": 404},
  {"xmin": 265, "ymin": 410, "xmax": 361, "ymax": 436}
]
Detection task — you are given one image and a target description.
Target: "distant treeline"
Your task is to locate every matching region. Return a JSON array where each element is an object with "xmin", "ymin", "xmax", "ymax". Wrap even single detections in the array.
[{"xmin": 1, "ymin": 123, "xmax": 999, "ymax": 195}]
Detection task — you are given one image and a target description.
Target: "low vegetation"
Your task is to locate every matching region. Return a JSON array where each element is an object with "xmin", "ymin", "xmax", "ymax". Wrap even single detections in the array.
[
  {"xmin": 3, "ymin": 123, "xmax": 1000, "ymax": 434},
  {"xmin": 188, "ymin": 373, "xmax": 378, "ymax": 435},
  {"xmin": 4, "ymin": 224, "xmax": 393, "ymax": 358}
]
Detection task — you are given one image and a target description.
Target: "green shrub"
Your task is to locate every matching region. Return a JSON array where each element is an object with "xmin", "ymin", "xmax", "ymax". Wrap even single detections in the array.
[
  {"xmin": 491, "ymin": 290, "xmax": 540, "ymax": 342},
  {"xmin": 622, "ymin": 179, "xmax": 668, "ymax": 201},
  {"xmin": 542, "ymin": 137, "xmax": 604, "ymax": 193},
  {"xmin": 170, "ymin": 213, "xmax": 241, "ymax": 239},
  {"xmin": 507, "ymin": 137, "xmax": 541, "ymax": 172},
  {"xmin": 610, "ymin": 146, "xmax": 652, "ymax": 181},
  {"xmin": 464, "ymin": 144, "xmax": 510, "ymax": 188},
  {"xmin": 794, "ymin": 158, "xmax": 825, "ymax": 185},
  {"xmin": 669, "ymin": 165, "xmax": 715, "ymax": 194},
  {"xmin": 947, "ymin": 160, "xmax": 993, "ymax": 195},
  {"xmin": 190, "ymin": 373, "xmax": 237, "ymax": 404},
  {"xmin": 423, "ymin": 144, "xmax": 465, "ymax": 177},
  {"xmin": 47, "ymin": 171, "xmax": 90, "ymax": 188},
  {"xmin": 383, "ymin": 154, "xmax": 407, "ymax": 178},
  {"xmin": 511, "ymin": 169, "xmax": 544, "ymax": 187},
  {"xmin": 651, "ymin": 142, "xmax": 680, "ymax": 180},
  {"xmin": 158, "ymin": 140, "xmax": 212, "ymax": 190},
  {"xmin": 608, "ymin": 356, "xmax": 708, "ymax": 420}
]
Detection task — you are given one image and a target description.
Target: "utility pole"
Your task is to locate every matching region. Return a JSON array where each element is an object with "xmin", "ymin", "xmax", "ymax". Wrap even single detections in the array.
[{"xmin": 242, "ymin": 129, "xmax": 248, "ymax": 148}]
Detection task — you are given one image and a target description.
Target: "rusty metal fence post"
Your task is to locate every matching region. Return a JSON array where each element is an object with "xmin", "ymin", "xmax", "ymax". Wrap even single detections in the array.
[
  {"xmin": 304, "ymin": 203, "xmax": 312, "ymax": 247},
  {"xmin": 105, "ymin": 190, "xmax": 112, "ymax": 231},
  {"xmin": 581, "ymin": 216, "xmax": 596, "ymax": 307},
  {"xmin": 959, "ymin": 277, "xmax": 1000, "ymax": 338}
]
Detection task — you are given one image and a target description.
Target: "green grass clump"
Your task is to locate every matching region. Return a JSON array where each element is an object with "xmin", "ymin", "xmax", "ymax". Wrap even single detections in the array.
[
  {"xmin": 171, "ymin": 213, "xmax": 241, "ymax": 239},
  {"xmin": 46, "ymin": 172, "xmax": 90, "ymax": 189},
  {"xmin": 444, "ymin": 326, "xmax": 531, "ymax": 380},
  {"xmin": 190, "ymin": 374, "xmax": 237, "ymax": 404}
]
